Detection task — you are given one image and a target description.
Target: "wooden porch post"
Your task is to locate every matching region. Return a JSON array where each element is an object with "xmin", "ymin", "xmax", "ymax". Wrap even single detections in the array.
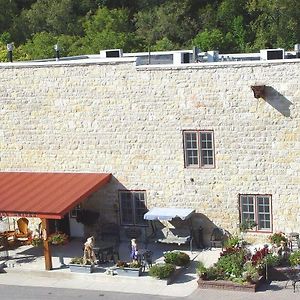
[{"xmin": 41, "ymin": 218, "xmax": 52, "ymax": 270}]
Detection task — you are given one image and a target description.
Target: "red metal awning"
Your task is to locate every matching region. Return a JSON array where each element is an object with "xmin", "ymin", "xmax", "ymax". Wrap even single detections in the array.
[{"xmin": 0, "ymin": 172, "xmax": 111, "ymax": 219}]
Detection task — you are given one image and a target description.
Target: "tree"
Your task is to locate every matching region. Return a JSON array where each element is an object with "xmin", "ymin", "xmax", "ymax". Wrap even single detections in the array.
[
  {"xmin": 247, "ymin": 0, "xmax": 300, "ymax": 50},
  {"xmin": 21, "ymin": 32, "xmax": 77, "ymax": 60},
  {"xmin": 21, "ymin": 0, "xmax": 83, "ymax": 36},
  {"xmin": 135, "ymin": 0, "xmax": 198, "ymax": 51},
  {"xmin": 152, "ymin": 37, "xmax": 178, "ymax": 51},
  {"xmin": 0, "ymin": 0, "xmax": 18, "ymax": 33},
  {"xmin": 192, "ymin": 28, "xmax": 227, "ymax": 52},
  {"xmin": 79, "ymin": 7, "xmax": 138, "ymax": 53}
]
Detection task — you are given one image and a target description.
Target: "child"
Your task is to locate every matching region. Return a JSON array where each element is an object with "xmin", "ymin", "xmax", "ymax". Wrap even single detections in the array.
[{"xmin": 130, "ymin": 238, "xmax": 138, "ymax": 261}]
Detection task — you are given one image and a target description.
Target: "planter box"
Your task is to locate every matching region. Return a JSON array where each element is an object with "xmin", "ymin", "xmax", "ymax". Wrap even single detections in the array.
[
  {"xmin": 197, "ymin": 277, "xmax": 263, "ymax": 293},
  {"xmin": 69, "ymin": 264, "xmax": 93, "ymax": 273},
  {"xmin": 115, "ymin": 267, "xmax": 142, "ymax": 277}
]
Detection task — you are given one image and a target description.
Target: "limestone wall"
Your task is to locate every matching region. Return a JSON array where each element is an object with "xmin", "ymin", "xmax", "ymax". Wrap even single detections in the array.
[{"xmin": 0, "ymin": 59, "xmax": 299, "ymax": 243}]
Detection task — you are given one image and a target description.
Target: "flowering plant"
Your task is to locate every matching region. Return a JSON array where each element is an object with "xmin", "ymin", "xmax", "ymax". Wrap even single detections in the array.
[
  {"xmin": 48, "ymin": 232, "xmax": 68, "ymax": 245},
  {"xmin": 31, "ymin": 236, "xmax": 43, "ymax": 247},
  {"xmin": 269, "ymin": 232, "xmax": 287, "ymax": 246}
]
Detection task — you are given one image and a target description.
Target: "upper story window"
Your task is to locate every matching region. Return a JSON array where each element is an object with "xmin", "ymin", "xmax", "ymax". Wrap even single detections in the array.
[
  {"xmin": 119, "ymin": 190, "xmax": 147, "ymax": 226},
  {"xmin": 183, "ymin": 130, "xmax": 215, "ymax": 168},
  {"xmin": 239, "ymin": 194, "xmax": 272, "ymax": 232}
]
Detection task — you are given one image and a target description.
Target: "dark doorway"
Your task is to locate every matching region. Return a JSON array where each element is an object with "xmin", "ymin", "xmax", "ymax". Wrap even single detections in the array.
[{"xmin": 49, "ymin": 214, "xmax": 70, "ymax": 236}]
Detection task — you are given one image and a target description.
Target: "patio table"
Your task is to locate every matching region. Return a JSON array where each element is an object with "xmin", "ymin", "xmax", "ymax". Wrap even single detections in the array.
[{"xmin": 93, "ymin": 240, "xmax": 116, "ymax": 263}]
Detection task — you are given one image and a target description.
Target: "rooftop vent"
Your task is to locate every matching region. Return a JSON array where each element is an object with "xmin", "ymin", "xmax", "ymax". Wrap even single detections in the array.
[
  {"xmin": 173, "ymin": 52, "xmax": 191, "ymax": 64},
  {"xmin": 295, "ymin": 44, "xmax": 300, "ymax": 58},
  {"xmin": 100, "ymin": 49, "xmax": 123, "ymax": 58},
  {"xmin": 260, "ymin": 49, "xmax": 284, "ymax": 60}
]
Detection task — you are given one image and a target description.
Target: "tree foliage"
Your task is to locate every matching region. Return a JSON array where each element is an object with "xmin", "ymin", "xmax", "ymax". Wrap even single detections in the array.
[{"xmin": 0, "ymin": 0, "xmax": 299, "ymax": 61}]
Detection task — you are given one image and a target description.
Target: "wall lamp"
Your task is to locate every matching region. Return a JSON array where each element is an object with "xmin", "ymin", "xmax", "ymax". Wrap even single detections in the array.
[{"xmin": 251, "ymin": 85, "xmax": 266, "ymax": 99}]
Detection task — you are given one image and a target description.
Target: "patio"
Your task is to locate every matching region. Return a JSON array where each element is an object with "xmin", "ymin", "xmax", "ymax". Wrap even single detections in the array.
[
  {"xmin": 0, "ymin": 238, "xmax": 218, "ymax": 272},
  {"xmin": 0, "ymin": 238, "xmax": 222, "ymax": 297}
]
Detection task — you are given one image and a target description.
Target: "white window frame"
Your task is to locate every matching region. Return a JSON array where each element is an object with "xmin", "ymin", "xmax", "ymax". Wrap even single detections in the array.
[
  {"xmin": 239, "ymin": 194, "xmax": 272, "ymax": 232},
  {"xmin": 183, "ymin": 130, "xmax": 215, "ymax": 168},
  {"xmin": 119, "ymin": 190, "xmax": 147, "ymax": 226},
  {"xmin": 70, "ymin": 204, "xmax": 82, "ymax": 218}
]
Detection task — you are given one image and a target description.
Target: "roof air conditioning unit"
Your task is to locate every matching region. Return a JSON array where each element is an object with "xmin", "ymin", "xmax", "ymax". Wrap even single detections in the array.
[
  {"xmin": 100, "ymin": 49, "xmax": 123, "ymax": 58},
  {"xmin": 173, "ymin": 52, "xmax": 190, "ymax": 64},
  {"xmin": 207, "ymin": 51, "xmax": 219, "ymax": 62},
  {"xmin": 260, "ymin": 49, "xmax": 284, "ymax": 60}
]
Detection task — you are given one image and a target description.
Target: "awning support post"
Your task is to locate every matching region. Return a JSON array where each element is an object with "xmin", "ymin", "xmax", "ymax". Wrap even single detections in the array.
[{"xmin": 41, "ymin": 218, "xmax": 52, "ymax": 270}]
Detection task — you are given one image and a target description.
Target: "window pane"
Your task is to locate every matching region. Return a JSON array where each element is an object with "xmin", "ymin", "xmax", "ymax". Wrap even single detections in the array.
[
  {"xmin": 134, "ymin": 192, "xmax": 147, "ymax": 225},
  {"xmin": 200, "ymin": 132, "xmax": 214, "ymax": 167},
  {"xmin": 120, "ymin": 192, "xmax": 134, "ymax": 225},
  {"xmin": 184, "ymin": 132, "xmax": 198, "ymax": 167},
  {"xmin": 240, "ymin": 196, "xmax": 255, "ymax": 225},
  {"xmin": 257, "ymin": 196, "xmax": 271, "ymax": 230}
]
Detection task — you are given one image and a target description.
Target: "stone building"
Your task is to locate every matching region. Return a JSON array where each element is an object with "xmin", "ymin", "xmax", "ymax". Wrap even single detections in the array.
[{"xmin": 0, "ymin": 48, "xmax": 299, "ymax": 246}]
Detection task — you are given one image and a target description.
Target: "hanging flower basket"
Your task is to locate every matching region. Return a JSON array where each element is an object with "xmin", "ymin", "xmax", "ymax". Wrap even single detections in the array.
[{"xmin": 48, "ymin": 232, "xmax": 68, "ymax": 245}]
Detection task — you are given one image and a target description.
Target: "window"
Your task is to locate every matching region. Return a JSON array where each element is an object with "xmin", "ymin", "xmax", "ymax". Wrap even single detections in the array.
[
  {"xmin": 183, "ymin": 130, "xmax": 215, "ymax": 168},
  {"xmin": 119, "ymin": 191, "xmax": 147, "ymax": 226},
  {"xmin": 239, "ymin": 194, "xmax": 272, "ymax": 232},
  {"xmin": 70, "ymin": 204, "xmax": 82, "ymax": 218}
]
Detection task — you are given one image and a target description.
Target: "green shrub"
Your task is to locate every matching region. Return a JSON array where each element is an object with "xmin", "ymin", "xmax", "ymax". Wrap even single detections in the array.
[
  {"xmin": 239, "ymin": 220, "xmax": 257, "ymax": 232},
  {"xmin": 205, "ymin": 266, "xmax": 224, "ymax": 280},
  {"xmin": 269, "ymin": 232, "xmax": 287, "ymax": 246},
  {"xmin": 70, "ymin": 257, "xmax": 90, "ymax": 265},
  {"xmin": 215, "ymin": 248, "xmax": 246, "ymax": 278},
  {"xmin": 224, "ymin": 235, "xmax": 240, "ymax": 249},
  {"xmin": 242, "ymin": 261, "xmax": 260, "ymax": 283},
  {"xmin": 196, "ymin": 261, "xmax": 207, "ymax": 278},
  {"xmin": 263, "ymin": 253, "xmax": 281, "ymax": 267},
  {"xmin": 289, "ymin": 250, "xmax": 300, "ymax": 266},
  {"xmin": 149, "ymin": 263, "xmax": 176, "ymax": 279},
  {"xmin": 164, "ymin": 251, "xmax": 190, "ymax": 266}
]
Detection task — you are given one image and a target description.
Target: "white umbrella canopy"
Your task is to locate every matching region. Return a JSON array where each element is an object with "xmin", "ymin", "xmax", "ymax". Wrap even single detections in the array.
[{"xmin": 143, "ymin": 207, "xmax": 195, "ymax": 221}]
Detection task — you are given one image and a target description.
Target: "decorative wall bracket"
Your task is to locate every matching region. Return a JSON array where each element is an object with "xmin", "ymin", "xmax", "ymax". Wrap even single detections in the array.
[{"xmin": 251, "ymin": 85, "xmax": 265, "ymax": 99}]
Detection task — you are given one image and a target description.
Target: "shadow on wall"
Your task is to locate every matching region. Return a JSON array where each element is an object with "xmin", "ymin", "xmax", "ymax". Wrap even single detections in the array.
[
  {"xmin": 192, "ymin": 213, "xmax": 232, "ymax": 248},
  {"xmin": 264, "ymin": 86, "xmax": 293, "ymax": 117}
]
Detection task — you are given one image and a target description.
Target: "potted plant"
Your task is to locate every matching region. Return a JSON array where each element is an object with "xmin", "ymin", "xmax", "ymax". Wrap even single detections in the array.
[
  {"xmin": 289, "ymin": 250, "xmax": 300, "ymax": 266},
  {"xmin": 269, "ymin": 232, "xmax": 287, "ymax": 247},
  {"xmin": 69, "ymin": 256, "xmax": 94, "ymax": 273},
  {"xmin": 48, "ymin": 232, "xmax": 68, "ymax": 245},
  {"xmin": 114, "ymin": 260, "xmax": 143, "ymax": 277}
]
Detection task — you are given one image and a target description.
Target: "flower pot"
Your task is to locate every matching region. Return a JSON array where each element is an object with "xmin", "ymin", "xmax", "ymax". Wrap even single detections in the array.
[
  {"xmin": 69, "ymin": 264, "xmax": 93, "ymax": 273},
  {"xmin": 115, "ymin": 266, "xmax": 142, "ymax": 277}
]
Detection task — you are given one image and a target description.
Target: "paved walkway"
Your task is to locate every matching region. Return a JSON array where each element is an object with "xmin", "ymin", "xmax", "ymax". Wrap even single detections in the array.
[{"xmin": 1, "ymin": 241, "xmax": 299, "ymax": 298}]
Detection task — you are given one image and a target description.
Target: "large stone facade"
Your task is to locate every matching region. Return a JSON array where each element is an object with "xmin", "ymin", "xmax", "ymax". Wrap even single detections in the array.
[{"xmin": 0, "ymin": 58, "xmax": 299, "ymax": 244}]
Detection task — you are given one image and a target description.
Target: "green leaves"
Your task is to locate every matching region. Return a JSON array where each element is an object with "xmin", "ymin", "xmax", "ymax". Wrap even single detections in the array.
[{"xmin": 0, "ymin": 0, "xmax": 300, "ymax": 61}]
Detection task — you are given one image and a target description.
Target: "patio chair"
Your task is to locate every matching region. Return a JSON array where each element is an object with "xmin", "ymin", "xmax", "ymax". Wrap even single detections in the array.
[
  {"xmin": 15, "ymin": 218, "xmax": 32, "ymax": 245},
  {"xmin": 283, "ymin": 267, "xmax": 300, "ymax": 293},
  {"xmin": 210, "ymin": 227, "xmax": 228, "ymax": 250},
  {"xmin": 98, "ymin": 223, "xmax": 120, "ymax": 262}
]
